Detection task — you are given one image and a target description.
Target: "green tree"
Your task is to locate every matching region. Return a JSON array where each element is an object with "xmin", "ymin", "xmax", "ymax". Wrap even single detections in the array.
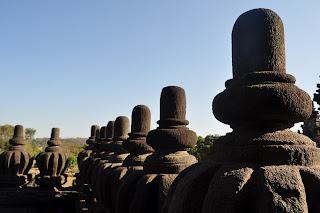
[
  {"xmin": 0, "ymin": 125, "xmax": 37, "ymax": 154},
  {"xmin": 24, "ymin": 128, "xmax": 37, "ymax": 155},
  {"xmin": 188, "ymin": 134, "xmax": 220, "ymax": 162},
  {"xmin": 25, "ymin": 128, "xmax": 36, "ymax": 140},
  {"xmin": 0, "ymin": 124, "xmax": 14, "ymax": 152}
]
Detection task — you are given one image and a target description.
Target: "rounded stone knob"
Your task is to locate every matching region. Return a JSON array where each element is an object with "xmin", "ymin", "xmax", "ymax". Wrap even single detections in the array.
[{"xmin": 232, "ymin": 8, "xmax": 286, "ymax": 79}]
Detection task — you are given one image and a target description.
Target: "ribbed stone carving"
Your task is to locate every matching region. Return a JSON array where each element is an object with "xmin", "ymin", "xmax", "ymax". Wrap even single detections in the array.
[
  {"xmin": 163, "ymin": 9, "xmax": 320, "ymax": 213},
  {"xmin": 103, "ymin": 105, "xmax": 153, "ymax": 213},
  {"xmin": 36, "ymin": 128, "xmax": 68, "ymax": 186},
  {"xmin": 0, "ymin": 125, "xmax": 33, "ymax": 186},
  {"xmin": 116, "ymin": 86, "xmax": 197, "ymax": 213}
]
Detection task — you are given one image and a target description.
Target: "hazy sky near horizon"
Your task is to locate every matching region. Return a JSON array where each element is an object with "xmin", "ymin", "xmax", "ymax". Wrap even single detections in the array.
[{"xmin": 1, "ymin": 1, "xmax": 319, "ymax": 138}]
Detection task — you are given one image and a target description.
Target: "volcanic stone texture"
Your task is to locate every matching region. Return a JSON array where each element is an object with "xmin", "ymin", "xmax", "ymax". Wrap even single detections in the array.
[
  {"xmin": 115, "ymin": 86, "xmax": 197, "ymax": 213},
  {"xmin": 100, "ymin": 105, "xmax": 153, "ymax": 213},
  {"xmin": 93, "ymin": 117, "xmax": 130, "ymax": 212},
  {"xmin": 36, "ymin": 128, "xmax": 68, "ymax": 186},
  {"xmin": 301, "ymin": 105, "xmax": 320, "ymax": 146},
  {"xmin": 163, "ymin": 8, "xmax": 320, "ymax": 213},
  {"xmin": 78, "ymin": 125, "xmax": 100, "ymax": 165},
  {"xmin": 0, "ymin": 125, "xmax": 33, "ymax": 186}
]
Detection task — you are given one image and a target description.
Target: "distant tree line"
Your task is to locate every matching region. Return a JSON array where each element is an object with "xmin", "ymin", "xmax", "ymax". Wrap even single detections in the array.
[
  {"xmin": 1, "ymin": 124, "xmax": 220, "ymax": 166},
  {"xmin": 0, "ymin": 124, "xmax": 86, "ymax": 168},
  {"xmin": 188, "ymin": 134, "xmax": 220, "ymax": 161}
]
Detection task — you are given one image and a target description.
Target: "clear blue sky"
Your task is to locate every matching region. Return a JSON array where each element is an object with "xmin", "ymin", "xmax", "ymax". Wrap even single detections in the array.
[{"xmin": 1, "ymin": 1, "xmax": 319, "ymax": 138}]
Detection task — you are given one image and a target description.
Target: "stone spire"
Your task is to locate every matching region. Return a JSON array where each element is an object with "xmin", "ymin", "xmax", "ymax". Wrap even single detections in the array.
[
  {"xmin": 314, "ymin": 83, "xmax": 320, "ymax": 110},
  {"xmin": 100, "ymin": 121, "xmax": 115, "ymax": 159},
  {"xmin": 122, "ymin": 105, "xmax": 153, "ymax": 168},
  {"xmin": 0, "ymin": 125, "xmax": 33, "ymax": 186},
  {"xmin": 91, "ymin": 117, "xmax": 130, "ymax": 212},
  {"xmin": 88, "ymin": 121, "xmax": 115, "ymax": 213},
  {"xmin": 78, "ymin": 125, "xmax": 100, "ymax": 181},
  {"xmin": 94, "ymin": 126, "xmax": 106, "ymax": 158},
  {"xmin": 143, "ymin": 86, "xmax": 197, "ymax": 174},
  {"xmin": 108, "ymin": 116, "xmax": 130, "ymax": 164},
  {"xmin": 116, "ymin": 86, "xmax": 197, "ymax": 213},
  {"xmin": 301, "ymin": 103, "xmax": 320, "ymax": 146},
  {"xmin": 101, "ymin": 105, "xmax": 153, "ymax": 213},
  {"xmin": 77, "ymin": 125, "xmax": 100, "ymax": 165},
  {"xmin": 36, "ymin": 128, "xmax": 68, "ymax": 186},
  {"xmin": 163, "ymin": 9, "xmax": 320, "ymax": 213}
]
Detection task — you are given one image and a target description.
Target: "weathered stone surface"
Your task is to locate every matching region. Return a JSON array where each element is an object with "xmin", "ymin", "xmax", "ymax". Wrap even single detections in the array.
[
  {"xmin": 36, "ymin": 128, "xmax": 68, "ymax": 186},
  {"xmin": 78, "ymin": 125, "xmax": 100, "ymax": 184},
  {"xmin": 102, "ymin": 105, "xmax": 153, "ymax": 213},
  {"xmin": 90, "ymin": 122, "xmax": 115, "ymax": 190},
  {"xmin": 78, "ymin": 125, "xmax": 100, "ymax": 165},
  {"xmin": 116, "ymin": 86, "xmax": 197, "ymax": 213},
  {"xmin": 301, "ymin": 104, "xmax": 320, "ymax": 146},
  {"xmin": 92, "ymin": 116, "xmax": 130, "ymax": 212},
  {"xmin": 0, "ymin": 125, "xmax": 33, "ymax": 186},
  {"xmin": 163, "ymin": 8, "xmax": 320, "ymax": 213}
]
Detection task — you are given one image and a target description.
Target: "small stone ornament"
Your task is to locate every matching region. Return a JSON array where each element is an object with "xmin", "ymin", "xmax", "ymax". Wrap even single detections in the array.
[
  {"xmin": 0, "ymin": 125, "xmax": 33, "ymax": 186},
  {"xmin": 36, "ymin": 128, "xmax": 68, "ymax": 187}
]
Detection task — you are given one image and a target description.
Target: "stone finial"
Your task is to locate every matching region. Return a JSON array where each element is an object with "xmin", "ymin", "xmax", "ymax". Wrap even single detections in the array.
[
  {"xmin": 91, "ymin": 117, "xmax": 130, "ymax": 212},
  {"xmin": 106, "ymin": 121, "xmax": 115, "ymax": 140},
  {"xmin": 143, "ymin": 86, "xmax": 197, "ymax": 173},
  {"xmin": 0, "ymin": 125, "xmax": 33, "ymax": 186},
  {"xmin": 122, "ymin": 105, "xmax": 153, "ymax": 167},
  {"xmin": 163, "ymin": 9, "xmax": 320, "ymax": 213},
  {"xmin": 10, "ymin": 125, "xmax": 26, "ymax": 145},
  {"xmin": 232, "ymin": 8, "xmax": 286, "ymax": 79},
  {"xmin": 214, "ymin": 9, "xmax": 311, "ymax": 130},
  {"xmin": 99, "ymin": 121, "xmax": 115, "ymax": 159},
  {"xmin": 77, "ymin": 125, "xmax": 100, "ymax": 165},
  {"xmin": 301, "ymin": 103, "xmax": 320, "ymax": 145},
  {"xmin": 87, "ymin": 125, "xmax": 100, "ymax": 147},
  {"xmin": 89, "ymin": 122, "xmax": 115, "ymax": 192},
  {"xmin": 314, "ymin": 83, "xmax": 320, "ymax": 111},
  {"xmin": 108, "ymin": 116, "xmax": 130, "ymax": 163},
  {"xmin": 100, "ymin": 126, "xmax": 107, "ymax": 142},
  {"xmin": 36, "ymin": 128, "xmax": 68, "ymax": 186}
]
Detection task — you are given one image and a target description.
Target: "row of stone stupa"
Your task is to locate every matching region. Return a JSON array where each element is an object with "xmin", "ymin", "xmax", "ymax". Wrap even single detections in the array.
[
  {"xmin": 0, "ymin": 125, "xmax": 68, "ymax": 187},
  {"xmin": 76, "ymin": 85, "xmax": 198, "ymax": 213},
  {"xmin": 76, "ymin": 8, "xmax": 320, "ymax": 213}
]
